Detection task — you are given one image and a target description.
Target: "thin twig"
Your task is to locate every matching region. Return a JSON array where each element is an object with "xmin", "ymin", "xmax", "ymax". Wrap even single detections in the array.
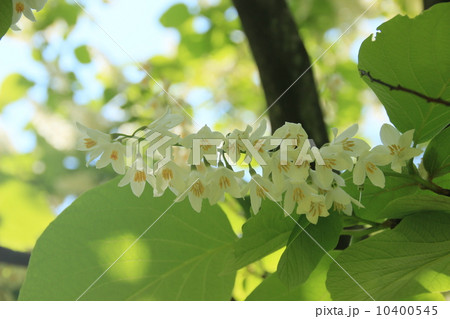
[{"xmin": 359, "ymin": 69, "xmax": 450, "ymax": 107}]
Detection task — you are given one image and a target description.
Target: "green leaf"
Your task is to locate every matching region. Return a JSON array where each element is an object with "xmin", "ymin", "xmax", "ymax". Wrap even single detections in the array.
[
  {"xmin": 228, "ymin": 201, "xmax": 295, "ymax": 271},
  {"xmin": 0, "ymin": 0, "xmax": 12, "ymax": 40},
  {"xmin": 159, "ymin": 3, "xmax": 191, "ymax": 28},
  {"xmin": 423, "ymin": 126, "xmax": 450, "ymax": 179},
  {"xmin": 19, "ymin": 179, "xmax": 237, "ymax": 300},
  {"xmin": 74, "ymin": 45, "xmax": 91, "ymax": 64},
  {"xmin": 246, "ymin": 252, "xmax": 340, "ymax": 301},
  {"xmin": 327, "ymin": 212, "xmax": 450, "ymax": 300},
  {"xmin": 358, "ymin": 4, "xmax": 450, "ymax": 143},
  {"xmin": 376, "ymin": 194, "xmax": 450, "ymax": 219},
  {"xmin": 342, "ymin": 169, "xmax": 444, "ymax": 221},
  {"xmin": 277, "ymin": 212, "xmax": 342, "ymax": 288},
  {"xmin": 0, "ymin": 73, "xmax": 34, "ymax": 110},
  {"xmin": 0, "ymin": 180, "xmax": 54, "ymax": 251}
]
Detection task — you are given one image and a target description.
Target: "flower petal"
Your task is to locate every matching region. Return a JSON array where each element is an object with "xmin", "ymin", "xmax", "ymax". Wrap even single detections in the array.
[
  {"xmin": 380, "ymin": 124, "xmax": 400, "ymax": 146},
  {"xmin": 367, "ymin": 165, "xmax": 385, "ymax": 188}
]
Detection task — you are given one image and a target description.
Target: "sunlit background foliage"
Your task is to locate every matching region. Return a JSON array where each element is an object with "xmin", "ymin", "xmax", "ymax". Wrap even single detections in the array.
[{"xmin": 0, "ymin": 0, "xmax": 424, "ymax": 300}]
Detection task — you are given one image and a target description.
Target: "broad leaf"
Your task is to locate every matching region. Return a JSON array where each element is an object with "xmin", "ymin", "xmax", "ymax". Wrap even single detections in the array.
[
  {"xmin": 277, "ymin": 212, "xmax": 342, "ymax": 288},
  {"xmin": 327, "ymin": 212, "xmax": 450, "ymax": 300},
  {"xmin": 376, "ymin": 194, "xmax": 450, "ymax": 219},
  {"xmin": 423, "ymin": 126, "xmax": 450, "ymax": 179},
  {"xmin": 358, "ymin": 4, "xmax": 450, "ymax": 143},
  {"xmin": 229, "ymin": 201, "xmax": 295, "ymax": 270},
  {"xmin": 19, "ymin": 179, "xmax": 237, "ymax": 300},
  {"xmin": 0, "ymin": 0, "xmax": 12, "ymax": 40},
  {"xmin": 246, "ymin": 252, "xmax": 340, "ymax": 301}
]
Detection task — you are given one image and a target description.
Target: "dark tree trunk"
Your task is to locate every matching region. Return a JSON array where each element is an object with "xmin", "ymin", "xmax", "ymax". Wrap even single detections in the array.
[
  {"xmin": 423, "ymin": 0, "xmax": 450, "ymax": 9},
  {"xmin": 0, "ymin": 246, "xmax": 30, "ymax": 266},
  {"xmin": 232, "ymin": 0, "xmax": 328, "ymax": 146}
]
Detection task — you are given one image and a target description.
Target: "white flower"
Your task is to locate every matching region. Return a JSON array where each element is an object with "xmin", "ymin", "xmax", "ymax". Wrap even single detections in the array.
[
  {"xmin": 181, "ymin": 125, "xmax": 224, "ymax": 165},
  {"xmin": 95, "ymin": 142, "xmax": 126, "ymax": 174},
  {"xmin": 380, "ymin": 124, "xmax": 422, "ymax": 173},
  {"xmin": 317, "ymin": 173, "xmax": 363, "ymax": 216},
  {"xmin": 207, "ymin": 167, "xmax": 244, "ymax": 205},
  {"xmin": 248, "ymin": 175, "xmax": 281, "ymax": 214},
  {"xmin": 241, "ymin": 120, "xmax": 272, "ymax": 165},
  {"xmin": 300, "ymin": 194, "xmax": 329, "ymax": 224},
  {"xmin": 313, "ymin": 146, "xmax": 353, "ymax": 189},
  {"xmin": 329, "ymin": 124, "xmax": 370, "ymax": 157},
  {"xmin": 272, "ymin": 122, "xmax": 308, "ymax": 147},
  {"xmin": 118, "ymin": 157, "xmax": 155, "ymax": 197},
  {"xmin": 264, "ymin": 151, "xmax": 291, "ymax": 193},
  {"xmin": 223, "ymin": 125, "xmax": 252, "ymax": 163},
  {"xmin": 153, "ymin": 162, "xmax": 187, "ymax": 197},
  {"xmin": 353, "ymin": 146, "xmax": 391, "ymax": 188},
  {"xmin": 11, "ymin": 0, "xmax": 47, "ymax": 30},
  {"xmin": 176, "ymin": 171, "xmax": 209, "ymax": 213},
  {"xmin": 283, "ymin": 180, "xmax": 317, "ymax": 215},
  {"xmin": 28, "ymin": 0, "xmax": 46, "ymax": 11},
  {"xmin": 76, "ymin": 123, "xmax": 111, "ymax": 164}
]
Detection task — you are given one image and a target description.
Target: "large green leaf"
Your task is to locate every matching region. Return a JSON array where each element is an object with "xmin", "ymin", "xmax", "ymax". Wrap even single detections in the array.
[
  {"xmin": 246, "ymin": 252, "xmax": 340, "ymax": 301},
  {"xmin": 0, "ymin": 0, "xmax": 12, "ymax": 40},
  {"xmin": 358, "ymin": 4, "xmax": 450, "ymax": 143},
  {"xmin": 228, "ymin": 201, "xmax": 295, "ymax": 271},
  {"xmin": 327, "ymin": 212, "xmax": 450, "ymax": 300},
  {"xmin": 423, "ymin": 126, "xmax": 450, "ymax": 179},
  {"xmin": 375, "ymin": 194, "xmax": 450, "ymax": 219},
  {"xmin": 277, "ymin": 212, "xmax": 342, "ymax": 287},
  {"xmin": 19, "ymin": 179, "xmax": 237, "ymax": 300}
]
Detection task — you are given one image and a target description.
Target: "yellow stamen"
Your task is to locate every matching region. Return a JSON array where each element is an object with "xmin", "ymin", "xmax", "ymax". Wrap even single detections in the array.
[
  {"xmin": 162, "ymin": 168, "xmax": 173, "ymax": 181},
  {"xmin": 278, "ymin": 162, "xmax": 290, "ymax": 173},
  {"xmin": 110, "ymin": 150, "xmax": 118, "ymax": 161},
  {"xmin": 16, "ymin": 2, "xmax": 25, "ymax": 13},
  {"xmin": 365, "ymin": 162, "xmax": 376, "ymax": 174},
  {"xmin": 342, "ymin": 138, "xmax": 355, "ymax": 151},
  {"xmin": 324, "ymin": 158, "xmax": 336, "ymax": 169},
  {"xmin": 292, "ymin": 187, "xmax": 305, "ymax": 202},
  {"xmin": 309, "ymin": 201, "xmax": 326, "ymax": 217},
  {"xmin": 256, "ymin": 185, "xmax": 268, "ymax": 199},
  {"xmin": 134, "ymin": 171, "xmax": 146, "ymax": 183},
  {"xmin": 333, "ymin": 202, "xmax": 345, "ymax": 212},
  {"xmin": 84, "ymin": 138, "xmax": 97, "ymax": 149},
  {"xmin": 388, "ymin": 144, "xmax": 405, "ymax": 156},
  {"xmin": 219, "ymin": 176, "xmax": 231, "ymax": 189},
  {"xmin": 191, "ymin": 181, "xmax": 205, "ymax": 197}
]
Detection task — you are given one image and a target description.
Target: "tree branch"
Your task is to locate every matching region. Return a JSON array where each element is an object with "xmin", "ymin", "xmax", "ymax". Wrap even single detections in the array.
[
  {"xmin": 423, "ymin": 0, "xmax": 450, "ymax": 10},
  {"xmin": 232, "ymin": 0, "xmax": 328, "ymax": 146},
  {"xmin": 0, "ymin": 246, "xmax": 30, "ymax": 266},
  {"xmin": 359, "ymin": 69, "xmax": 450, "ymax": 106}
]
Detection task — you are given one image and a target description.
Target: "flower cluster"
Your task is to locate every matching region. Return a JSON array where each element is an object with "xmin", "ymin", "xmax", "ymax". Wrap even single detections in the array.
[
  {"xmin": 10, "ymin": 0, "xmax": 47, "ymax": 31},
  {"xmin": 77, "ymin": 111, "xmax": 422, "ymax": 224}
]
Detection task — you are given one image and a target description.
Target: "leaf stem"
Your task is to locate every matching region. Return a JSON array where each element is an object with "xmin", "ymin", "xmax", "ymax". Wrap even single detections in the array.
[{"xmin": 341, "ymin": 224, "xmax": 386, "ymax": 237}]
